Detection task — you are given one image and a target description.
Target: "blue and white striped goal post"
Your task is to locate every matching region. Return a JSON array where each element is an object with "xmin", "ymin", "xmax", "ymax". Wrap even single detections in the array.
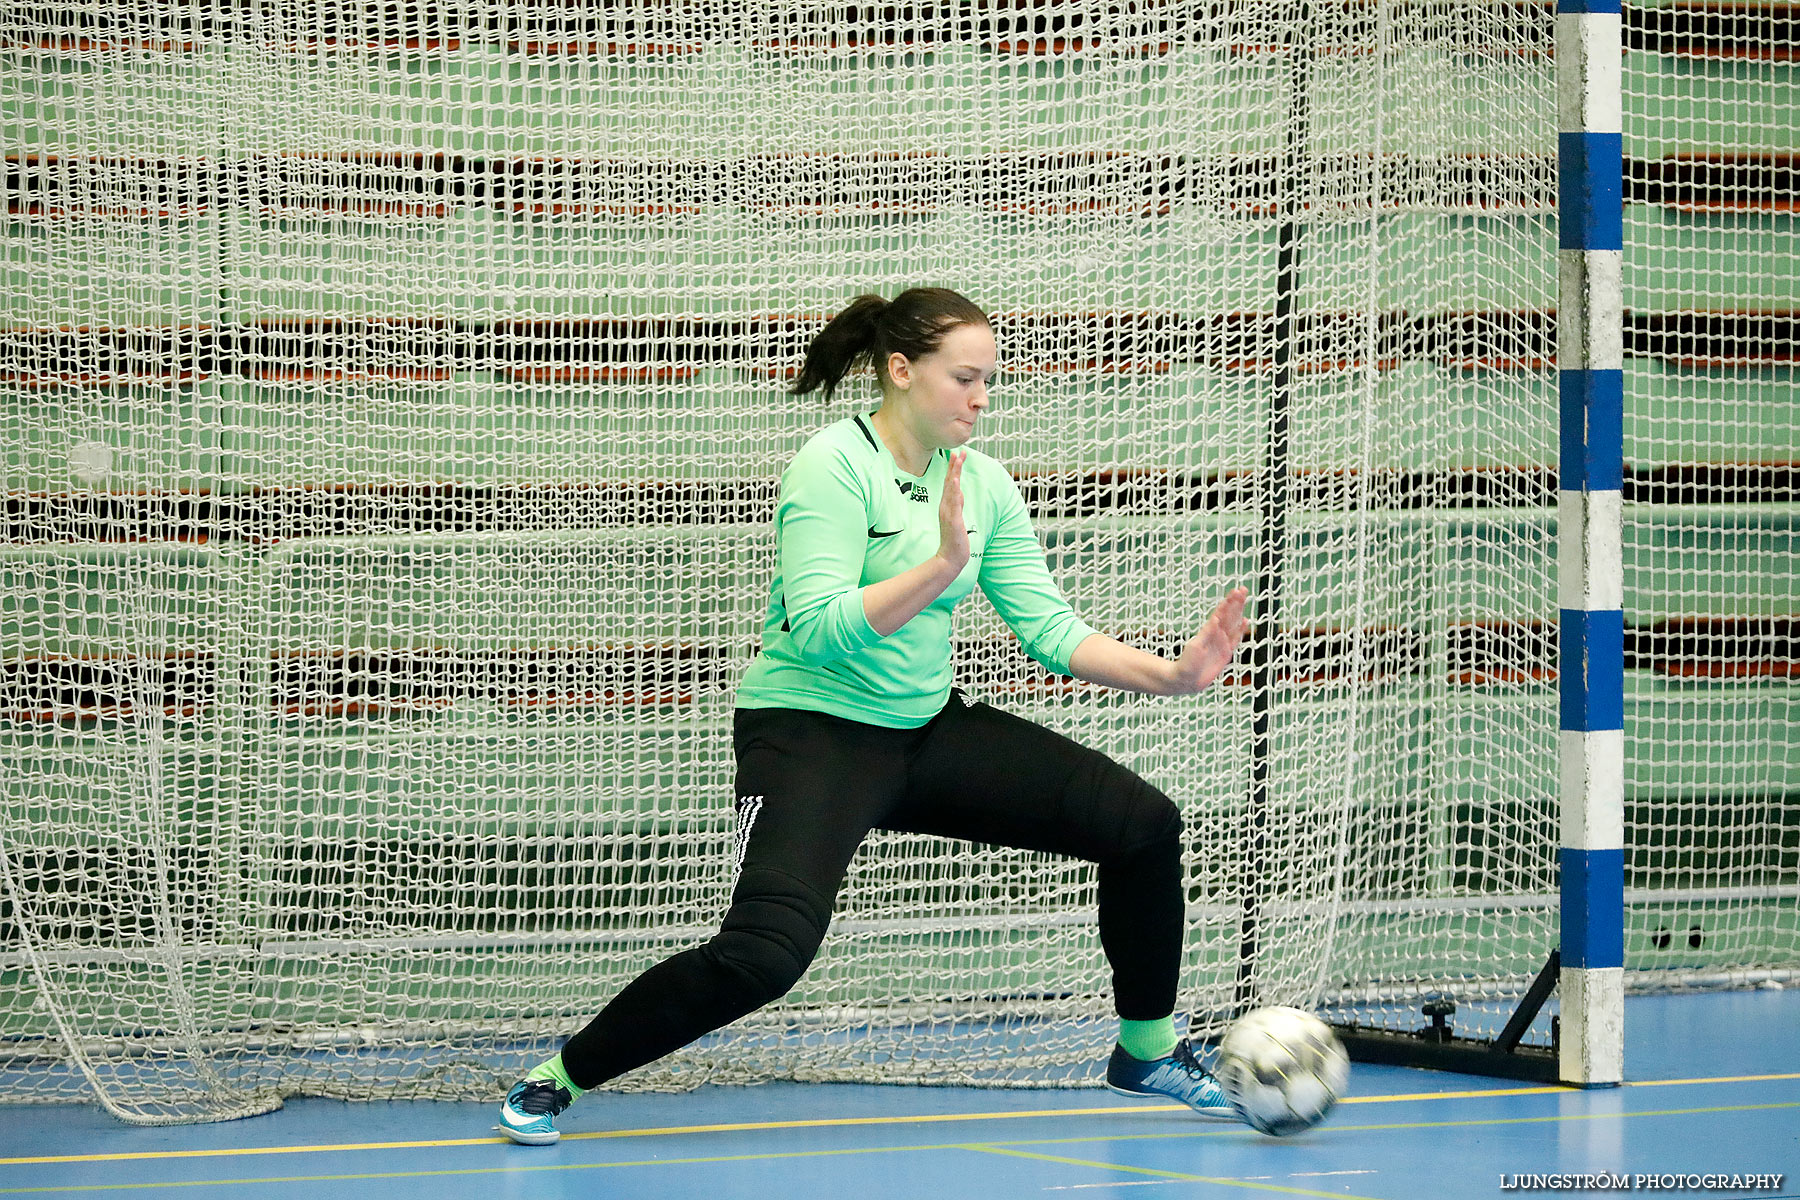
[{"xmin": 1557, "ymin": 0, "xmax": 1626, "ymax": 1088}]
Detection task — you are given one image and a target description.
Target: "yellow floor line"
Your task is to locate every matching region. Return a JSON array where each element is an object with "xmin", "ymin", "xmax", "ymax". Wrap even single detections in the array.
[
  {"xmin": 0, "ymin": 1143, "xmax": 945, "ymax": 1195},
  {"xmin": 0, "ymin": 1101, "xmax": 1793, "ymax": 1195},
  {"xmin": 964, "ymin": 1144, "xmax": 1388, "ymax": 1200},
  {"xmin": 1624, "ymin": 1072, "xmax": 1800, "ymax": 1088},
  {"xmin": 3, "ymin": 1070, "xmax": 1794, "ymax": 1168},
  {"xmin": 975, "ymin": 1100, "xmax": 1800, "ymax": 1152}
]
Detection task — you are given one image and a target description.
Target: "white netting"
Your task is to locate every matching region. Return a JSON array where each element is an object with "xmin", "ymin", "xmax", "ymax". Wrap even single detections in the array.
[
  {"xmin": 0, "ymin": 0, "xmax": 1788, "ymax": 1125},
  {"xmin": 1621, "ymin": 1, "xmax": 1797, "ymax": 990}
]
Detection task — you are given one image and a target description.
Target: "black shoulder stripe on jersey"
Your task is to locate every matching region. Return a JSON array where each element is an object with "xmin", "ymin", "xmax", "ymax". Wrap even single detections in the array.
[{"xmin": 853, "ymin": 414, "xmax": 878, "ymax": 451}]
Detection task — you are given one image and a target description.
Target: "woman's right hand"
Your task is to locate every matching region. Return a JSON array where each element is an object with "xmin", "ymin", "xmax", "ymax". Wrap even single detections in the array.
[
  {"xmin": 863, "ymin": 449, "xmax": 972, "ymax": 636},
  {"xmin": 935, "ymin": 449, "xmax": 970, "ymax": 573}
]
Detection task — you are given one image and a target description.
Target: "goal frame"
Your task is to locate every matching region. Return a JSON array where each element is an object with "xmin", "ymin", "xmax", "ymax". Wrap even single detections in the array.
[{"xmin": 1312, "ymin": 0, "xmax": 1626, "ymax": 1088}]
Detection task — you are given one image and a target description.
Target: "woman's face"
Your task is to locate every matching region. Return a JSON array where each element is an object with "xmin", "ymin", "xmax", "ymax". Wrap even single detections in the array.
[{"xmin": 886, "ymin": 321, "xmax": 997, "ymax": 451}]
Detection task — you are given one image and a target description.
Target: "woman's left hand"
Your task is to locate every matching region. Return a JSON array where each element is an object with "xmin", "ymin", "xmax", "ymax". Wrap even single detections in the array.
[{"xmin": 1166, "ymin": 586, "xmax": 1251, "ymax": 695}]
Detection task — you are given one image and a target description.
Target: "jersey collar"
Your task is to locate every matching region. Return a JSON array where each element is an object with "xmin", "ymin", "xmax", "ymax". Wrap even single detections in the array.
[{"xmin": 854, "ymin": 412, "xmax": 945, "ymax": 481}]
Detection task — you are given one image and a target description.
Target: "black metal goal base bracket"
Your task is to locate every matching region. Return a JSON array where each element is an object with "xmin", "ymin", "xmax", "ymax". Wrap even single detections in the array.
[{"xmin": 1326, "ymin": 950, "xmax": 1565, "ymax": 1085}]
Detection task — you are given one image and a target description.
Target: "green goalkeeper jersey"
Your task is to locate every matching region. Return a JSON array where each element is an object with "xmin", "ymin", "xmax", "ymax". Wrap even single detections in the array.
[{"xmin": 736, "ymin": 414, "xmax": 1099, "ymax": 728}]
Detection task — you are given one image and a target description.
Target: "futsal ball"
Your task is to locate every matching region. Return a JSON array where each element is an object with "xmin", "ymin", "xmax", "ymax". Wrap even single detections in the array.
[{"xmin": 1214, "ymin": 1006, "xmax": 1349, "ymax": 1136}]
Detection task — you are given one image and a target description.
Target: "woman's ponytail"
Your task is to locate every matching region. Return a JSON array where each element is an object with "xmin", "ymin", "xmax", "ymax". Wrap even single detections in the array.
[{"xmin": 788, "ymin": 293, "xmax": 887, "ymax": 401}]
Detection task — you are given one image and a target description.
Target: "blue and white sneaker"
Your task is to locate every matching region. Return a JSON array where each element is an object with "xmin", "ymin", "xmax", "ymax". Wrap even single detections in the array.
[
  {"xmin": 1105, "ymin": 1038, "xmax": 1242, "ymax": 1120},
  {"xmin": 497, "ymin": 1078, "xmax": 574, "ymax": 1145}
]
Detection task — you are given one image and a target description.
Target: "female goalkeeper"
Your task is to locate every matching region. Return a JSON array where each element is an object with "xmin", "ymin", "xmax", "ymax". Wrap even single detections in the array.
[{"xmin": 498, "ymin": 287, "xmax": 1251, "ymax": 1144}]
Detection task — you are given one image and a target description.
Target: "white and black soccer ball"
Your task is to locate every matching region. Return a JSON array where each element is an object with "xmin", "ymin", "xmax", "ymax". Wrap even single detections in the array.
[{"xmin": 1214, "ymin": 1006, "xmax": 1350, "ymax": 1136}]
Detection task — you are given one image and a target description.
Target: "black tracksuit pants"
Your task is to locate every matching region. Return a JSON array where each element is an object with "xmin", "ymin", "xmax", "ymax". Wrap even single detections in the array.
[{"xmin": 557, "ymin": 690, "xmax": 1185, "ymax": 1090}]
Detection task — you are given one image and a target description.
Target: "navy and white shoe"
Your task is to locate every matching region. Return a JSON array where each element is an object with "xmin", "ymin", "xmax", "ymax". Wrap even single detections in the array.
[
  {"xmin": 1105, "ymin": 1038, "xmax": 1241, "ymax": 1120},
  {"xmin": 497, "ymin": 1078, "xmax": 574, "ymax": 1145}
]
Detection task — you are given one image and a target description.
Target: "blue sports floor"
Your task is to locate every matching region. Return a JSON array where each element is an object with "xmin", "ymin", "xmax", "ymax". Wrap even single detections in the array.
[{"xmin": 2, "ymin": 991, "xmax": 1795, "ymax": 1199}]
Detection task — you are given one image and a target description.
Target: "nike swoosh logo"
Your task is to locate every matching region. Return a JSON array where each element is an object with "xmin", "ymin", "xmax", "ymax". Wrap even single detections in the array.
[{"xmin": 867, "ymin": 527, "xmax": 902, "ymax": 539}]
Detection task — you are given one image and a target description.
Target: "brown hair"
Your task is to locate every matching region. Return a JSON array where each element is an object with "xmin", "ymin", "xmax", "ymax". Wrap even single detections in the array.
[{"xmin": 788, "ymin": 287, "xmax": 990, "ymax": 402}]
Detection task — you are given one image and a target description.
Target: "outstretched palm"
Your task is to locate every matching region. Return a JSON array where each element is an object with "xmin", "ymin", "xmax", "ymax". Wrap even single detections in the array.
[{"xmin": 1168, "ymin": 586, "xmax": 1251, "ymax": 695}]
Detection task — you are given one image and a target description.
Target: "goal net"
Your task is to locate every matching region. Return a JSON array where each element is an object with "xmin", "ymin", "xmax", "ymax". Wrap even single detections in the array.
[
  {"xmin": 1619, "ymin": 2, "xmax": 1796, "ymax": 997},
  {"xmin": 0, "ymin": 0, "xmax": 1791, "ymax": 1124}
]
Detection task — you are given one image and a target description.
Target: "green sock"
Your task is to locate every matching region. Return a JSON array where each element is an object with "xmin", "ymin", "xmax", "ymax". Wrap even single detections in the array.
[
  {"xmin": 1117, "ymin": 1017, "xmax": 1179, "ymax": 1063},
  {"xmin": 525, "ymin": 1053, "xmax": 586, "ymax": 1099}
]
